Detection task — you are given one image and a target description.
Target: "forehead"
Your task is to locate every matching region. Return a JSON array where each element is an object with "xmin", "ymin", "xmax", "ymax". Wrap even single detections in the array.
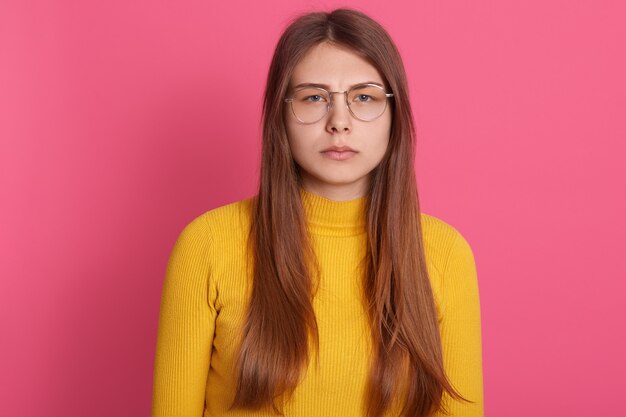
[{"xmin": 289, "ymin": 42, "xmax": 385, "ymax": 89}]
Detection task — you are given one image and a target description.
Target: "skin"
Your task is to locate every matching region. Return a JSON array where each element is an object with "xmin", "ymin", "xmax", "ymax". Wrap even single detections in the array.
[{"xmin": 284, "ymin": 42, "xmax": 392, "ymax": 202}]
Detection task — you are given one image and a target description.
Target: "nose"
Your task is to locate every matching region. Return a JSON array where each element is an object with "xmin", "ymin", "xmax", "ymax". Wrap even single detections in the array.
[{"xmin": 325, "ymin": 92, "xmax": 352, "ymax": 133}]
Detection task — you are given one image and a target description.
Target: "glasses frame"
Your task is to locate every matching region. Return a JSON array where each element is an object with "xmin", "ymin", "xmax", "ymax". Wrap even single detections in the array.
[{"xmin": 284, "ymin": 83, "xmax": 394, "ymax": 124}]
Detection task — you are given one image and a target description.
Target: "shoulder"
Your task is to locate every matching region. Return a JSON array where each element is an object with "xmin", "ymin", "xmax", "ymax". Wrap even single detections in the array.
[
  {"xmin": 420, "ymin": 212, "xmax": 474, "ymax": 271},
  {"xmin": 420, "ymin": 212, "xmax": 479, "ymax": 314},
  {"xmin": 420, "ymin": 213, "xmax": 477, "ymax": 286},
  {"xmin": 201, "ymin": 195, "xmax": 255, "ymax": 235},
  {"xmin": 172, "ymin": 195, "xmax": 255, "ymax": 250}
]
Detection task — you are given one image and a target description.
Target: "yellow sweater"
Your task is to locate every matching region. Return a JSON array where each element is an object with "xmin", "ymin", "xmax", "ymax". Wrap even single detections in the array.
[{"xmin": 151, "ymin": 187, "xmax": 484, "ymax": 417}]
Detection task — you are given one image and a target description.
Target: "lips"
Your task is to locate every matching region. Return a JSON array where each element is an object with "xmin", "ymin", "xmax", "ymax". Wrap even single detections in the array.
[
  {"xmin": 320, "ymin": 147, "xmax": 357, "ymax": 161},
  {"xmin": 321, "ymin": 146, "xmax": 356, "ymax": 152}
]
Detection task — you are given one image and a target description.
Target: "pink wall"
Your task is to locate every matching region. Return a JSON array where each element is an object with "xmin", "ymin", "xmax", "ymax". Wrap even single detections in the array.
[{"xmin": 1, "ymin": 0, "xmax": 624, "ymax": 416}]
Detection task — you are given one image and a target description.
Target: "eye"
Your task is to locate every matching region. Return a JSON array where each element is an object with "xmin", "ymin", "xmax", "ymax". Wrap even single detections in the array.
[
  {"xmin": 304, "ymin": 95, "xmax": 326, "ymax": 102},
  {"xmin": 354, "ymin": 94, "xmax": 373, "ymax": 102}
]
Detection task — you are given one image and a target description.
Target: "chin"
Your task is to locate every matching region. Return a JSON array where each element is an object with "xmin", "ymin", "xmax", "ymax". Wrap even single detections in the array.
[{"xmin": 317, "ymin": 174, "xmax": 364, "ymax": 186}]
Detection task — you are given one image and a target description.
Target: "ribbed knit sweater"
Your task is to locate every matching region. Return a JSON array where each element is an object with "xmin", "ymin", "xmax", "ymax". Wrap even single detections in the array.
[{"xmin": 151, "ymin": 187, "xmax": 484, "ymax": 417}]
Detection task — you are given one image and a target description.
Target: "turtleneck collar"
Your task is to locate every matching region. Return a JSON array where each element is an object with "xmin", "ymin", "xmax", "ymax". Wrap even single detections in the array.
[{"xmin": 299, "ymin": 186, "xmax": 367, "ymax": 237}]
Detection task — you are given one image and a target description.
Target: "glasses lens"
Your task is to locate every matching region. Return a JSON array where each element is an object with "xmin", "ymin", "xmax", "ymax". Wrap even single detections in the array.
[
  {"xmin": 290, "ymin": 88, "xmax": 329, "ymax": 123},
  {"xmin": 347, "ymin": 85, "xmax": 388, "ymax": 121}
]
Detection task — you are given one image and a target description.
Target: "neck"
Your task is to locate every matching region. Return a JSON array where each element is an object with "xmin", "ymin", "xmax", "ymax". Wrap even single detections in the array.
[
  {"xmin": 298, "ymin": 174, "xmax": 369, "ymax": 201},
  {"xmin": 299, "ymin": 186, "xmax": 367, "ymax": 237}
]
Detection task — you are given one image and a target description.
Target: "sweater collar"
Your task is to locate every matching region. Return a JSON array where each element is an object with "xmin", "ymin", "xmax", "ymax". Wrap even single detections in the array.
[{"xmin": 299, "ymin": 186, "xmax": 367, "ymax": 237}]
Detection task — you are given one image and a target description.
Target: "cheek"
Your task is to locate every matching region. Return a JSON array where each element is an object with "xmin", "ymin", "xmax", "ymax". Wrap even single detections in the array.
[
  {"xmin": 284, "ymin": 115, "xmax": 300, "ymax": 151},
  {"xmin": 364, "ymin": 118, "xmax": 391, "ymax": 154},
  {"xmin": 379, "ymin": 114, "xmax": 392, "ymax": 150},
  {"xmin": 285, "ymin": 116, "xmax": 317, "ymax": 149},
  {"xmin": 285, "ymin": 124, "xmax": 315, "ymax": 164}
]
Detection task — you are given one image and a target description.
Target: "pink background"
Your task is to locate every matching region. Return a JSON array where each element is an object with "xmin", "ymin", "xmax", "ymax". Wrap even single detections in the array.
[{"xmin": 1, "ymin": 0, "xmax": 624, "ymax": 416}]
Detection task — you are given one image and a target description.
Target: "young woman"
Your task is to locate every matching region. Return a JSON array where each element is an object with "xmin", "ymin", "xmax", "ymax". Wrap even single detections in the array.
[{"xmin": 151, "ymin": 8, "xmax": 484, "ymax": 417}]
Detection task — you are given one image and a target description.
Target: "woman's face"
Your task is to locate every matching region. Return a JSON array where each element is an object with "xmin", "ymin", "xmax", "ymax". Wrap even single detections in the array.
[{"xmin": 284, "ymin": 42, "xmax": 392, "ymax": 201}]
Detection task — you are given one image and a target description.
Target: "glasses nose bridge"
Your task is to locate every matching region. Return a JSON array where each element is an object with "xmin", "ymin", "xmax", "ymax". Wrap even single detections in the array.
[{"xmin": 326, "ymin": 90, "xmax": 349, "ymax": 111}]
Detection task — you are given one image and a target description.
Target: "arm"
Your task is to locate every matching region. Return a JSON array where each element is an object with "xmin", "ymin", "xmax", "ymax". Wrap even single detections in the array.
[
  {"xmin": 151, "ymin": 215, "xmax": 218, "ymax": 417},
  {"xmin": 436, "ymin": 231, "xmax": 485, "ymax": 417}
]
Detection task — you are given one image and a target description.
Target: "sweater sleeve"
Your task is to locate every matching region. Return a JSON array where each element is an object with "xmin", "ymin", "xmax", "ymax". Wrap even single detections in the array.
[
  {"xmin": 435, "ymin": 231, "xmax": 485, "ymax": 417},
  {"xmin": 151, "ymin": 215, "xmax": 217, "ymax": 417}
]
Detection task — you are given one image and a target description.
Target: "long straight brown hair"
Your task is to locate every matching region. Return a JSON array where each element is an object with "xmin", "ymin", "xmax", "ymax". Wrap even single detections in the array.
[{"xmin": 229, "ymin": 8, "xmax": 470, "ymax": 417}]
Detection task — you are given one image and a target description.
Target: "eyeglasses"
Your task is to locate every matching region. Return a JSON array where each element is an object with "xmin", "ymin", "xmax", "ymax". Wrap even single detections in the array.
[{"xmin": 284, "ymin": 83, "xmax": 394, "ymax": 124}]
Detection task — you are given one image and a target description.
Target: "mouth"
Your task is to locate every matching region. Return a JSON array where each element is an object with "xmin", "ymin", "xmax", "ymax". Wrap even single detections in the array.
[
  {"xmin": 320, "ymin": 149, "xmax": 358, "ymax": 161},
  {"xmin": 321, "ymin": 146, "xmax": 356, "ymax": 152}
]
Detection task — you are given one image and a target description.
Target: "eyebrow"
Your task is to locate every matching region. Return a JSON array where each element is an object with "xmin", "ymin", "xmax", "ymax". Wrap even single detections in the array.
[{"xmin": 292, "ymin": 81, "xmax": 385, "ymax": 90}]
